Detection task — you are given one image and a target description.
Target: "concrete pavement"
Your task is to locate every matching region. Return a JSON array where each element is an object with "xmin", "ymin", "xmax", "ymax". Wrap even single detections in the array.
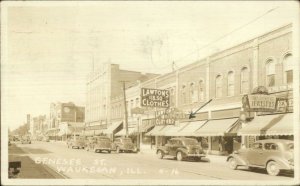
[{"xmin": 8, "ymin": 143, "xmax": 66, "ymax": 179}]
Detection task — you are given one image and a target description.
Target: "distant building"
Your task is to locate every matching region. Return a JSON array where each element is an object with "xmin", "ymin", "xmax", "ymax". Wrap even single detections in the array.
[
  {"xmin": 47, "ymin": 102, "xmax": 85, "ymax": 140},
  {"xmin": 84, "ymin": 63, "xmax": 158, "ymax": 136}
]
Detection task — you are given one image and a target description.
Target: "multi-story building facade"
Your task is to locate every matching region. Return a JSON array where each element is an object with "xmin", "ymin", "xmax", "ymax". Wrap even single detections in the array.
[
  {"xmin": 109, "ymin": 23, "xmax": 294, "ymax": 154},
  {"xmin": 85, "ymin": 63, "xmax": 158, "ymax": 136},
  {"xmin": 48, "ymin": 102, "xmax": 85, "ymax": 140}
]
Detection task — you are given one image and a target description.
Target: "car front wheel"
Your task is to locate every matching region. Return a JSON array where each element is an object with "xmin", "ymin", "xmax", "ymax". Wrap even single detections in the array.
[
  {"xmin": 157, "ymin": 150, "xmax": 164, "ymax": 159},
  {"xmin": 176, "ymin": 151, "xmax": 183, "ymax": 161},
  {"xmin": 266, "ymin": 161, "xmax": 280, "ymax": 176},
  {"xmin": 228, "ymin": 157, "xmax": 238, "ymax": 170}
]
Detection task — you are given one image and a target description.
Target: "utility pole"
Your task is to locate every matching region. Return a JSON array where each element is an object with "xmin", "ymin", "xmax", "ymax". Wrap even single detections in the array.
[{"xmin": 121, "ymin": 81, "xmax": 129, "ymax": 137}]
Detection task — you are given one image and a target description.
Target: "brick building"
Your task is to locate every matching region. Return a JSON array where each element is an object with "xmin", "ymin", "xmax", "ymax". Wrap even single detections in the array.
[{"xmin": 109, "ymin": 24, "xmax": 294, "ymax": 154}]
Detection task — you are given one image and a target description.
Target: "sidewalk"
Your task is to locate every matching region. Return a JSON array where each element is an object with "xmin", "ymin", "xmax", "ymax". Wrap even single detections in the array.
[{"xmin": 8, "ymin": 144, "xmax": 66, "ymax": 179}]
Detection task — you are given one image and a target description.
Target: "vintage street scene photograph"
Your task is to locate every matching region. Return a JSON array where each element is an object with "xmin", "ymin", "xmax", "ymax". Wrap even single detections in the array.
[{"xmin": 1, "ymin": 1, "xmax": 299, "ymax": 185}]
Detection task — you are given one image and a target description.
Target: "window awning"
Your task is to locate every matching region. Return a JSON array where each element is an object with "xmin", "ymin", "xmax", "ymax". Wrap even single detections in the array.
[
  {"xmin": 176, "ymin": 120, "xmax": 207, "ymax": 136},
  {"xmin": 238, "ymin": 113, "xmax": 293, "ymax": 136},
  {"xmin": 103, "ymin": 121, "xmax": 123, "ymax": 134},
  {"xmin": 140, "ymin": 122, "xmax": 155, "ymax": 133},
  {"xmin": 164, "ymin": 123, "xmax": 189, "ymax": 136},
  {"xmin": 115, "ymin": 127, "xmax": 137, "ymax": 136},
  {"xmin": 145, "ymin": 125, "xmax": 166, "ymax": 136},
  {"xmin": 195, "ymin": 118, "xmax": 239, "ymax": 136},
  {"xmin": 83, "ymin": 130, "xmax": 96, "ymax": 136}
]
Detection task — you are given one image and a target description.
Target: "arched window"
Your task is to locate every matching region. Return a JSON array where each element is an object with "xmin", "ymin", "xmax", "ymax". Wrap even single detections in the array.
[
  {"xmin": 215, "ymin": 75, "xmax": 223, "ymax": 98},
  {"xmin": 198, "ymin": 80, "xmax": 205, "ymax": 102},
  {"xmin": 266, "ymin": 60, "xmax": 275, "ymax": 87},
  {"xmin": 227, "ymin": 71, "xmax": 235, "ymax": 96},
  {"xmin": 190, "ymin": 82, "xmax": 198, "ymax": 103},
  {"xmin": 240, "ymin": 67, "xmax": 249, "ymax": 94},
  {"xmin": 168, "ymin": 87, "xmax": 176, "ymax": 107},
  {"xmin": 283, "ymin": 54, "xmax": 293, "ymax": 85},
  {"xmin": 181, "ymin": 85, "xmax": 187, "ymax": 104}
]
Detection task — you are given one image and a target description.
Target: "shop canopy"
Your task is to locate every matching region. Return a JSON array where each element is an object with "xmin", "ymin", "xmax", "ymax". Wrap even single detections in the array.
[
  {"xmin": 145, "ymin": 125, "xmax": 166, "ymax": 136},
  {"xmin": 164, "ymin": 122, "xmax": 189, "ymax": 136},
  {"xmin": 103, "ymin": 121, "xmax": 123, "ymax": 134},
  {"xmin": 176, "ymin": 120, "xmax": 207, "ymax": 136},
  {"xmin": 140, "ymin": 122, "xmax": 155, "ymax": 133},
  {"xmin": 83, "ymin": 130, "xmax": 96, "ymax": 136},
  {"xmin": 238, "ymin": 113, "xmax": 293, "ymax": 136},
  {"xmin": 195, "ymin": 118, "xmax": 240, "ymax": 136},
  {"xmin": 115, "ymin": 127, "xmax": 137, "ymax": 136}
]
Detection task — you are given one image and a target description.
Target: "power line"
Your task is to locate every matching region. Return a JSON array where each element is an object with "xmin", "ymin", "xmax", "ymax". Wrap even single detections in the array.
[{"xmin": 160, "ymin": 6, "xmax": 279, "ymax": 70}]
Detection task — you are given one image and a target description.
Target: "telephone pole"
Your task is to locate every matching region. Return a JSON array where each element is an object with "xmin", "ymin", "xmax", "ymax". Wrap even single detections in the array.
[{"xmin": 121, "ymin": 81, "xmax": 129, "ymax": 137}]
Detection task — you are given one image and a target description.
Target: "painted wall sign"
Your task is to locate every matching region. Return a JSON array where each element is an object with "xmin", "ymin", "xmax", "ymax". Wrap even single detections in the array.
[
  {"xmin": 155, "ymin": 108, "xmax": 188, "ymax": 125},
  {"xmin": 141, "ymin": 88, "xmax": 170, "ymax": 108}
]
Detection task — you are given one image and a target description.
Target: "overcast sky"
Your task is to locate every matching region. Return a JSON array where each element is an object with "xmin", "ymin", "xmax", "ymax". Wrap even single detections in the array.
[{"xmin": 1, "ymin": 1, "xmax": 298, "ymax": 130}]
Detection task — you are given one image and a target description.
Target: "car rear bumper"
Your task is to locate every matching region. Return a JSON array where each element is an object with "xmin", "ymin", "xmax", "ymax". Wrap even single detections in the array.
[{"xmin": 186, "ymin": 154, "xmax": 206, "ymax": 157}]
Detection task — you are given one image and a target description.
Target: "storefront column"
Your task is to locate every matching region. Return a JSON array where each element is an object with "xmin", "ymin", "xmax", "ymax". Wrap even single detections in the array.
[
  {"xmin": 252, "ymin": 38, "xmax": 259, "ymax": 88},
  {"xmin": 207, "ymin": 136, "xmax": 212, "ymax": 154}
]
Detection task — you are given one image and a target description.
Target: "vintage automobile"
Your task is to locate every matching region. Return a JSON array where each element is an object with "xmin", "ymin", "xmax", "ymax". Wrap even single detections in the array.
[
  {"xmin": 85, "ymin": 136, "xmax": 114, "ymax": 153},
  {"xmin": 156, "ymin": 137, "xmax": 206, "ymax": 161},
  {"xmin": 114, "ymin": 137, "xmax": 137, "ymax": 153},
  {"xmin": 67, "ymin": 136, "xmax": 85, "ymax": 149},
  {"xmin": 227, "ymin": 139, "xmax": 294, "ymax": 176},
  {"xmin": 21, "ymin": 137, "xmax": 31, "ymax": 144}
]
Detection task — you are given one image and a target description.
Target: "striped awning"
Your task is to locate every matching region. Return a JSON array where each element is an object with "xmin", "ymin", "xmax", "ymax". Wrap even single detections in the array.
[
  {"xmin": 195, "ymin": 118, "xmax": 239, "ymax": 136},
  {"xmin": 176, "ymin": 120, "xmax": 207, "ymax": 136},
  {"xmin": 115, "ymin": 128, "xmax": 137, "ymax": 136},
  {"xmin": 103, "ymin": 121, "xmax": 123, "ymax": 134},
  {"xmin": 238, "ymin": 113, "xmax": 293, "ymax": 136}
]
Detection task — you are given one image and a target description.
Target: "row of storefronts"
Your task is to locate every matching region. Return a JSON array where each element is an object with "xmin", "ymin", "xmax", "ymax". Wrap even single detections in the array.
[{"xmin": 80, "ymin": 24, "xmax": 295, "ymax": 155}]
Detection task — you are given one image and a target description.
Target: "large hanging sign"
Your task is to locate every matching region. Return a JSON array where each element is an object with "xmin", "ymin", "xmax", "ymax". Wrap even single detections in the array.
[
  {"xmin": 155, "ymin": 108, "xmax": 188, "ymax": 125},
  {"xmin": 141, "ymin": 88, "xmax": 170, "ymax": 108},
  {"xmin": 242, "ymin": 94, "xmax": 277, "ymax": 112}
]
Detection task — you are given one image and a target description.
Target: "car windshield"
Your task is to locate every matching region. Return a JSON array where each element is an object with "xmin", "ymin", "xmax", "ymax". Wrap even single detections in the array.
[
  {"xmin": 287, "ymin": 143, "xmax": 294, "ymax": 150},
  {"xmin": 182, "ymin": 139, "xmax": 198, "ymax": 146},
  {"xmin": 122, "ymin": 139, "xmax": 132, "ymax": 143},
  {"xmin": 98, "ymin": 138, "xmax": 110, "ymax": 142}
]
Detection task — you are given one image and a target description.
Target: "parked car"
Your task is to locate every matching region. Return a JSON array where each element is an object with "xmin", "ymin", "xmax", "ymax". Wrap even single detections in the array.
[
  {"xmin": 156, "ymin": 137, "xmax": 206, "ymax": 161},
  {"xmin": 21, "ymin": 137, "xmax": 31, "ymax": 144},
  {"xmin": 67, "ymin": 136, "xmax": 85, "ymax": 149},
  {"xmin": 227, "ymin": 139, "xmax": 294, "ymax": 176},
  {"xmin": 85, "ymin": 136, "xmax": 114, "ymax": 153},
  {"xmin": 42, "ymin": 136, "xmax": 50, "ymax": 142},
  {"xmin": 114, "ymin": 137, "xmax": 137, "ymax": 153}
]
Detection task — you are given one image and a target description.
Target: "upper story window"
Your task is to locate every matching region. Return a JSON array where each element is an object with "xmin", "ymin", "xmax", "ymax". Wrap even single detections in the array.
[
  {"xmin": 266, "ymin": 60, "xmax": 275, "ymax": 87},
  {"xmin": 227, "ymin": 71, "xmax": 234, "ymax": 96},
  {"xmin": 169, "ymin": 87, "xmax": 176, "ymax": 107},
  {"xmin": 240, "ymin": 67, "xmax": 249, "ymax": 94},
  {"xmin": 198, "ymin": 80, "xmax": 205, "ymax": 102},
  {"xmin": 181, "ymin": 85, "xmax": 187, "ymax": 105},
  {"xmin": 135, "ymin": 98, "xmax": 140, "ymax": 107},
  {"xmin": 215, "ymin": 75, "xmax": 223, "ymax": 98},
  {"xmin": 283, "ymin": 54, "xmax": 293, "ymax": 85},
  {"xmin": 190, "ymin": 82, "xmax": 198, "ymax": 103}
]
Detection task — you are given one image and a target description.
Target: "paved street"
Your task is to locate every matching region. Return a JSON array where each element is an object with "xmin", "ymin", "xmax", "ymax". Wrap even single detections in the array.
[{"xmin": 11, "ymin": 141, "xmax": 294, "ymax": 180}]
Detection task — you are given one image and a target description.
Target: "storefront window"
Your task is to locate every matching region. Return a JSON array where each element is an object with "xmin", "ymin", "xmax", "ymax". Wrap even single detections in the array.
[
  {"xmin": 227, "ymin": 71, "xmax": 234, "ymax": 96},
  {"xmin": 215, "ymin": 75, "xmax": 223, "ymax": 98},
  {"xmin": 266, "ymin": 60, "xmax": 275, "ymax": 87},
  {"xmin": 240, "ymin": 67, "xmax": 249, "ymax": 94},
  {"xmin": 283, "ymin": 54, "xmax": 293, "ymax": 85}
]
